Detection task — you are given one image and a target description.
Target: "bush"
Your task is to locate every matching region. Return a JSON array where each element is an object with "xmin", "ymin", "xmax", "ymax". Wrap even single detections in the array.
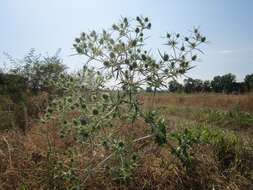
[
  {"xmin": 4, "ymin": 49, "xmax": 66, "ymax": 95},
  {"xmin": 0, "ymin": 50, "xmax": 66, "ymax": 130},
  {"xmin": 0, "ymin": 73, "xmax": 27, "ymax": 102}
]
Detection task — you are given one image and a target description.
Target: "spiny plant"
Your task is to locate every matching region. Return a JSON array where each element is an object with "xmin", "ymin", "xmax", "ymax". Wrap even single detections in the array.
[{"xmin": 42, "ymin": 16, "xmax": 207, "ymax": 187}]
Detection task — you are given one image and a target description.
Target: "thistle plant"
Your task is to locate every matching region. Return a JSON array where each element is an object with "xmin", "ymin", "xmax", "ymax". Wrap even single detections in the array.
[{"xmin": 42, "ymin": 16, "xmax": 207, "ymax": 186}]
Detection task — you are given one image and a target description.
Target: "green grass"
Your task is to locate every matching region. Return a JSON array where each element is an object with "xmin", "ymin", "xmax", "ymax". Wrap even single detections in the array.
[
  {"xmin": 163, "ymin": 105, "xmax": 253, "ymax": 131},
  {"xmin": 171, "ymin": 122, "xmax": 253, "ymax": 179}
]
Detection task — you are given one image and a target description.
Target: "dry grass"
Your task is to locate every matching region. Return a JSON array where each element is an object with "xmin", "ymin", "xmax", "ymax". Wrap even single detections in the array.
[
  {"xmin": 0, "ymin": 93, "xmax": 253, "ymax": 189},
  {"xmin": 140, "ymin": 93, "xmax": 253, "ymax": 112}
]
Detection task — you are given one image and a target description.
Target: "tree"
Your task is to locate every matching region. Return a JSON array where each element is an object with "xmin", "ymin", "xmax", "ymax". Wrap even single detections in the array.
[
  {"xmin": 184, "ymin": 78, "xmax": 203, "ymax": 93},
  {"xmin": 146, "ymin": 86, "xmax": 153, "ymax": 92},
  {"xmin": 245, "ymin": 74, "xmax": 253, "ymax": 92},
  {"xmin": 194, "ymin": 79, "xmax": 204, "ymax": 92},
  {"xmin": 211, "ymin": 75, "xmax": 223, "ymax": 93},
  {"xmin": 7, "ymin": 49, "xmax": 66, "ymax": 94},
  {"xmin": 168, "ymin": 80, "xmax": 183, "ymax": 92},
  {"xmin": 211, "ymin": 73, "xmax": 236, "ymax": 93},
  {"xmin": 231, "ymin": 82, "xmax": 245, "ymax": 94},
  {"xmin": 203, "ymin": 80, "xmax": 212, "ymax": 92},
  {"xmin": 184, "ymin": 78, "xmax": 194, "ymax": 93},
  {"xmin": 221, "ymin": 73, "xmax": 236, "ymax": 93}
]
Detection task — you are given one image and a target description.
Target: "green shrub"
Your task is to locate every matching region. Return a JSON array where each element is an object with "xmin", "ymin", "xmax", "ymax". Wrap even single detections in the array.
[
  {"xmin": 0, "ymin": 73, "xmax": 27, "ymax": 102},
  {"xmin": 183, "ymin": 124, "xmax": 252, "ymax": 173}
]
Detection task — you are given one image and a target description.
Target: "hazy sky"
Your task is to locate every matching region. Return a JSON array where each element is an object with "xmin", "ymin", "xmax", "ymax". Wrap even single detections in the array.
[{"xmin": 1, "ymin": 0, "xmax": 253, "ymax": 81}]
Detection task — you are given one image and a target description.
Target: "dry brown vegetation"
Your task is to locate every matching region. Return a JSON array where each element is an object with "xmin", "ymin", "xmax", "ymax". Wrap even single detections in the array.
[
  {"xmin": 140, "ymin": 93, "xmax": 253, "ymax": 112},
  {"xmin": 0, "ymin": 93, "xmax": 253, "ymax": 190}
]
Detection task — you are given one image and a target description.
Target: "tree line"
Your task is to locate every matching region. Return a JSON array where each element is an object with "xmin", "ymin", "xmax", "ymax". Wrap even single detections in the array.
[{"xmin": 167, "ymin": 73, "xmax": 253, "ymax": 94}]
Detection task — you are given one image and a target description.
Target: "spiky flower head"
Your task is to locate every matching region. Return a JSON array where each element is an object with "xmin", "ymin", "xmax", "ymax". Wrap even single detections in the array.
[
  {"xmin": 102, "ymin": 93, "xmax": 109, "ymax": 100},
  {"xmin": 92, "ymin": 108, "xmax": 99, "ymax": 115},
  {"xmin": 80, "ymin": 117, "xmax": 88, "ymax": 126},
  {"xmin": 191, "ymin": 55, "xmax": 197, "ymax": 61}
]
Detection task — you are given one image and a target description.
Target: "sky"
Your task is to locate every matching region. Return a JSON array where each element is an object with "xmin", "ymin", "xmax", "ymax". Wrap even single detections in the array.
[{"xmin": 0, "ymin": 0, "xmax": 253, "ymax": 81}]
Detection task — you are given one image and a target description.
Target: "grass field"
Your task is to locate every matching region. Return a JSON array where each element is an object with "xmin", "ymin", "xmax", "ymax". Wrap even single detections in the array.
[
  {"xmin": 140, "ymin": 93, "xmax": 253, "ymax": 112},
  {"xmin": 0, "ymin": 93, "xmax": 252, "ymax": 189},
  {"xmin": 141, "ymin": 93, "xmax": 253, "ymax": 136}
]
